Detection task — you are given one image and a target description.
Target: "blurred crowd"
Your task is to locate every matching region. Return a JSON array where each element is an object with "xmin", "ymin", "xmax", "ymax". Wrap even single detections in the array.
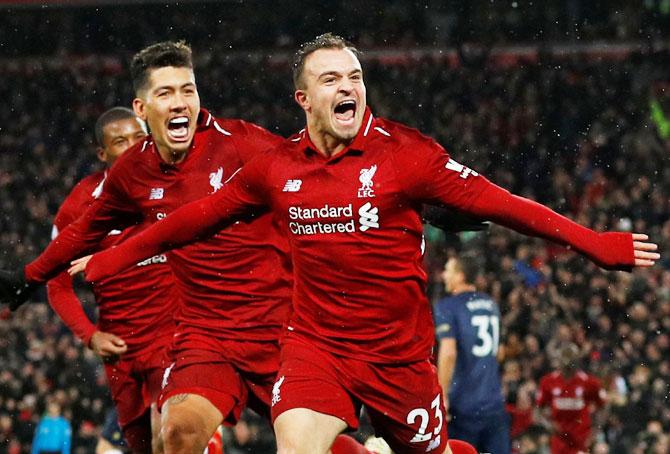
[
  {"xmin": 0, "ymin": 12, "xmax": 669, "ymax": 452},
  {"xmin": 1, "ymin": 0, "xmax": 669, "ymax": 58}
]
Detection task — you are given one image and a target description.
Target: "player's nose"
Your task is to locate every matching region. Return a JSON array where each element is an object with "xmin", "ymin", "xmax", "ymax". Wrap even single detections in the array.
[
  {"xmin": 338, "ymin": 78, "xmax": 354, "ymax": 93},
  {"xmin": 170, "ymin": 92, "xmax": 188, "ymax": 111}
]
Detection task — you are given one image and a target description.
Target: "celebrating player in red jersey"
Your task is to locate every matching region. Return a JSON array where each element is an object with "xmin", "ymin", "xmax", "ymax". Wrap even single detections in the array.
[
  {"xmin": 47, "ymin": 107, "xmax": 175, "ymax": 452},
  {"xmin": 72, "ymin": 33, "xmax": 658, "ymax": 454},
  {"xmin": 13, "ymin": 41, "xmax": 292, "ymax": 453},
  {"xmin": 536, "ymin": 343, "xmax": 607, "ymax": 453}
]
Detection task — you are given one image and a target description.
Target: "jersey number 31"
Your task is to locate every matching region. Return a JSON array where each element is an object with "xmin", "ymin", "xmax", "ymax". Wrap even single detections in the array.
[{"xmin": 471, "ymin": 315, "xmax": 499, "ymax": 357}]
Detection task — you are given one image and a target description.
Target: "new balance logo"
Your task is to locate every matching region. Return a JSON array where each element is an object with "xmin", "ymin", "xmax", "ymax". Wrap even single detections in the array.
[
  {"xmin": 149, "ymin": 187, "xmax": 164, "ymax": 200},
  {"xmin": 283, "ymin": 180, "xmax": 302, "ymax": 192},
  {"xmin": 445, "ymin": 158, "xmax": 478, "ymax": 179},
  {"xmin": 358, "ymin": 202, "xmax": 379, "ymax": 232}
]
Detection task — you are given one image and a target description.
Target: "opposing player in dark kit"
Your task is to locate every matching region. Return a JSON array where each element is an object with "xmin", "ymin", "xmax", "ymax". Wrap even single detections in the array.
[{"xmin": 435, "ymin": 255, "xmax": 510, "ymax": 453}]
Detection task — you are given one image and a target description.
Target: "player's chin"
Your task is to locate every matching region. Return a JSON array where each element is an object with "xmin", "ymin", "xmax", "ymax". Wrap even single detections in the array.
[
  {"xmin": 166, "ymin": 136, "xmax": 193, "ymax": 152},
  {"xmin": 332, "ymin": 123, "xmax": 359, "ymax": 141}
]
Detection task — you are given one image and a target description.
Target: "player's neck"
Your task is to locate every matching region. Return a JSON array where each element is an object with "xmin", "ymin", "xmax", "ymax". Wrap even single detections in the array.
[
  {"xmin": 561, "ymin": 368, "xmax": 577, "ymax": 378},
  {"xmin": 451, "ymin": 283, "xmax": 476, "ymax": 294},
  {"xmin": 156, "ymin": 143, "xmax": 188, "ymax": 165},
  {"xmin": 307, "ymin": 123, "xmax": 353, "ymax": 158}
]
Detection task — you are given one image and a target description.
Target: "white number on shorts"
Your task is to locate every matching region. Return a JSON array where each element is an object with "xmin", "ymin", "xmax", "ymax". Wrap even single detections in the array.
[
  {"xmin": 407, "ymin": 394, "xmax": 443, "ymax": 443},
  {"xmin": 471, "ymin": 315, "xmax": 499, "ymax": 357}
]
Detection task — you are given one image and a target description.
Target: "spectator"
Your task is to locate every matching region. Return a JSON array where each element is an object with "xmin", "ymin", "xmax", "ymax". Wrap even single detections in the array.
[{"xmin": 31, "ymin": 401, "xmax": 71, "ymax": 454}]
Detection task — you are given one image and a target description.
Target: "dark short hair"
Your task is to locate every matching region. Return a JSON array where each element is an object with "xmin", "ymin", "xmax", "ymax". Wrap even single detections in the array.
[
  {"xmin": 130, "ymin": 40, "xmax": 193, "ymax": 95},
  {"xmin": 292, "ymin": 32, "xmax": 360, "ymax": 89},
  {"xmin": 453, "ymin": 254, "xmax": 480, "ymax": 284},
  {"xmin": 94, "ymin": 107, "xmax": 140, "ymax": 147}
]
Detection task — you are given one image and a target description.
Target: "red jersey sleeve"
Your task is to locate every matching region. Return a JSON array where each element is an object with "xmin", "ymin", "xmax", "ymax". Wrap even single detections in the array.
[
  {"xmin": 46, "ymin": 181, "xmax": 98, "ymax": 345},
  {"xmin": 391, "ymin": 136, "xmax": 490, "ymax": 210},
  {"xmin": 47, "ymin": 271, "xmax": 96, "ymax": 345},
  {"xmin": 536, "ymin": 376, "xmax": 550, "ymax": 408},
  {"xmin": 24, "ymin": 169, "xmax": 141, "ymax": 283},
  {"xmin": 84, "ymin": 154, "xmax": 270, "ymax": 283},
  {"xmin": 587, "ymin": 376, "xmax": 607, "ymax": 407},
  {"xmin": 392, "ymin": 135, "xmax": 635, "ymax": 271}
]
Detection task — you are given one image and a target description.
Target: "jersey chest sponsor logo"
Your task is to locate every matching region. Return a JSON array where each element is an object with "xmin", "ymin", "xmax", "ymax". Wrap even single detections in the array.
[
  {"xmin": 287, "ymin": 202, "xmax": 380, "ymax": 236},
  {"xmin": 136, "ymin": 254, "xmax": 168, "ymax": 267},
  {"xmin": 553, "ymin": 396, "xmax": 585, "ymax": 410},
  {"xmin": 358, "ymin": 202, "xmax": 379, "ymax": 231}
]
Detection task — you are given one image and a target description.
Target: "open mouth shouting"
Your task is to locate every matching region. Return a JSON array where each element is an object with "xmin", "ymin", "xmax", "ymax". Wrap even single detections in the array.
[
  {"xmin": 333, "ymin": 99, "xmax": 357, "ymax": 126},
  {"xmin": 167, "ymin": 116, "xmax": 190, "ymax": 142}
]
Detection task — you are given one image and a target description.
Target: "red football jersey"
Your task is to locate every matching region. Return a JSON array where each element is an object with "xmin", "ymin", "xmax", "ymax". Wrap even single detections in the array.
[
  {"xmin": 537, "ymin": 370, "xmax": 606, "ymax": 446},
  {"xmin": 33, "ymin": 110, "xmax": 290, "ymax": 341},
  {"xmin": 81, "ymin": 108, "xmax": 636, "ymax": 362},
  {"xmin": 88, "ymin": 109, "xmax": 488, "ymax": 362},
  {"xmin": 47, "ymin": 170, "xmax": 176, "ymax": 355}
]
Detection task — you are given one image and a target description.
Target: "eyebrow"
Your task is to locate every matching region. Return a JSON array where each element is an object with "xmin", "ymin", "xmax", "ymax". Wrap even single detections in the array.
[
  {"xmin": 317, "ymin": 69, "xmax": 362, "ymax": 79},
  {"xmin": 153, "ymin": 82, "xmax": 196, "ymax": 92}
]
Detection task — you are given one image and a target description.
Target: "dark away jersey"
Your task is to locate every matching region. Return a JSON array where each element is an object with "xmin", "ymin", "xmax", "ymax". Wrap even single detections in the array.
[{"xmin": 434, "ymin": 291, "xmax": 504, "ymax": 416}]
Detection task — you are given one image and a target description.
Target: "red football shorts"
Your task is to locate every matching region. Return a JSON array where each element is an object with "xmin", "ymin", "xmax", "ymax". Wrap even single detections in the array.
[
  {"xmin": 104, "ymin": 343, "xmax": 165, "ymax": 428},
  {"xmin": 448, "ymin": 439, "xmax": 478, "ymax": 454},
  {"xmin": 271, "ymin": 336, "xmax": 448, "ymax": 454},
  {"xmin": 158, "ymin": 330, "xmax": 280, "ymax": 425}
]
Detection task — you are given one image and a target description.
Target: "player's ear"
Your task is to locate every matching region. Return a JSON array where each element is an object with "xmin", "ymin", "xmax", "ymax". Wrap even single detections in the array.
[
  {"xmin": 96, "ymin": 147, "xmax": 108, "ymax": 164},
  {"xmin": 132, "ymin": 97, "xmax": 147, "ymax": 121},
  {"xmin": 294, "ymin": 89, "xmax": 310, "ymax": 112}
]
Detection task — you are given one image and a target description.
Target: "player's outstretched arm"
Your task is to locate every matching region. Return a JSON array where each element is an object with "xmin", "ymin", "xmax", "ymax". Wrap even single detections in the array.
[
  {"xmin": 0, "ymin": 269, "xmax": 37, "ymax": 311},
  {"xmin": 467, "ymin": 183, "xmax": 660, "ymax": 270},
  {"xmin": 80, "ymin": 182, "xmax": 258, "ymax": 283},
  {"xmin": 78, "ymin": 195, "xmax": 227, "ymax": 282},
  {"xmin": 0, "ymin": 202, "xmax": 133, "ymax": 311},
  {"xmin": 23, "ymin": 197, "xmax": 137, "ymax": 286}
]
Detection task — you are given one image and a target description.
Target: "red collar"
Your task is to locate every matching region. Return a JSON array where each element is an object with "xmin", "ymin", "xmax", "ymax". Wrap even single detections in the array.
[{"xmin": 196, "ymin": 108, "xmax": 214, "ymax": 131}]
